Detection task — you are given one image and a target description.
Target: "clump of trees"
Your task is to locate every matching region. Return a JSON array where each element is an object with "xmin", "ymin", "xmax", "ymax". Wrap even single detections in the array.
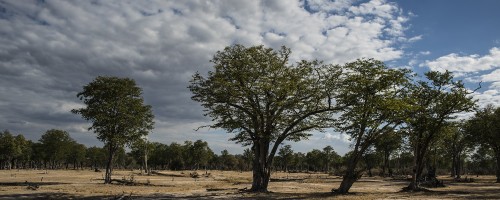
[{"xmin": 190, "ymin": 44, "xmax": 483, "ymax": 193}]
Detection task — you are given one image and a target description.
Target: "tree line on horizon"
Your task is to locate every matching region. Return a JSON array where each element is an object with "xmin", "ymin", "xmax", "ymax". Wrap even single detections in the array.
[{"xmin": 0, "ymin": 126, "xmax": 498, "ymax": 180}]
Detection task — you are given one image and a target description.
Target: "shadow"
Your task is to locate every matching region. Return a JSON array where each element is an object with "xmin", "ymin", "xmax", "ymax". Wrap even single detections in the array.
[
  {"xmin": 0, "ymin": 182, "xmax": 67, "ymax": 186},
  {"xmin": 0, "ymin": 193, "xmax": 132, "ymax": 200},
  {"xmin": 396, "ymin": 184, "xmax": 500, "ymax": 199},
  {"xmin": 150, "ymin": 171, "xmax": 186, "ymax": 177}
]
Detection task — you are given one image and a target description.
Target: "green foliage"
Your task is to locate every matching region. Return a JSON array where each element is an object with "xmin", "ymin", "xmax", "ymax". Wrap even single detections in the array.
[
  {"xmin": 72, "ymin": 76, "xmax": 154, "ymax": 183},
  {"xmin": 86, "ymin": 146, "xmax": 107, "ymax": 169},
  {"xmin": 334, "ymin": 58, "xmax": 410, "ymax": 146},
  {"xmin": 465, "ymin": 105, "xmax": 500, "ymax": 182},
  {"xmin": 277, "ymin": 144, "xmax": 294, "ymax": 171},
  {"xmin": 405, "ymin": 70, "xmax": 477, "ymax": 189},
  {"xmin": 72, "ymin": 76, "xmax": 154, "ymax": 148},
  {"xmin": 334, "ymin": 58, "xmax": 411, "ymax": 193},
  {"xmin": 189, "ymin": 44, "xmax": 340, "ymax": 145},
  {"xmin": 465, "ymin": 105, "xmax": 500, "ymax": 151},
  {"xmin": 189, "ymin": 44, "xmax": 343, "ymax": 191},
  {"xmin": 39, "ymin": 129, "xmax": 75, "ymax": 168}
]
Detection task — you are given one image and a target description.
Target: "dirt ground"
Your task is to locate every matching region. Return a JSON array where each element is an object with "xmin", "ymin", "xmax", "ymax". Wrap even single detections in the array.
[{"xmin": 0, "ymin": 169, "xmax": 499, "ymax": 199}]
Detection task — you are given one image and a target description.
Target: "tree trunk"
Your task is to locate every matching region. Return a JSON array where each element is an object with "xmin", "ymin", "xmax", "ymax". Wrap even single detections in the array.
[
  {"xmin": 409, "ymin": 144, "xmax": 423, "ymax": 190},
  {"xmin": 337, "ymin": 167, "xmax": 360, "ymax": 194},
  {"xmin": 336, "ymin": 151, "xmax": 362, "ymax": 194},
  {"xmin": 104, "ymin": 146, "xmax": 115, "ymax": 184},
  {"xmin": 250, "ymin": 141, "xmax": 272, "ymax": 192},
  {"xmin": 144, "ymin": 150, "xmax": 149, "ymax": 175},
  {"xmin": 455, "ymin": 153, "xmax": 461, "ymax": 179},
  {"xmin": 451, "ymin": 153, "xmax": 456, "ymax": 178},
  {"xmin": 382, "ymin": 151, "xmax": 389, "ymax": 177},
  {"xmin": 496, "ymin": 151, "xmax": 500, "ymax": 183}
]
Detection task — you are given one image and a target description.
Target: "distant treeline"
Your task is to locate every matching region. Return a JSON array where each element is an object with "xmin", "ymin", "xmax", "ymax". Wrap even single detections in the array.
[{"xmin": 0, "ymin": 129, "xmax": 497, "ymax": 176}]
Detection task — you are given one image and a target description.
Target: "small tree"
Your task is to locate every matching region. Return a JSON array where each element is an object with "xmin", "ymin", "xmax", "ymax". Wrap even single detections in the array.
[
  {"xmin": 278, "ymin": 145, "xmax": 293, "ymax": 172},
  {"xmin": 72, "ymin": 76, "xmax": 154, "ymax": 184},
  {"xmin": 322, "ymin": 145, "xmax": 341, "ymax": 173},
  {"xmin": 0, "ymin": 130, "xmax": 17, "ymax": 169},
  {"xmin": 374, "ymin": 130, "xmax": 402, "ymax": 177},
  {"xmin": 465, "ymin": 105, "xmax": 500, "ymax": 183},
  {"xmin": 189, "ymin": 44, "xmax": 342, "ymax": 192}
]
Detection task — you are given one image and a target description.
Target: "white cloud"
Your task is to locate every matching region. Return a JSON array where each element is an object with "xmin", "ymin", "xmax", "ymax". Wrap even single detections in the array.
[
  {"xmin": 421, "ymin": 47, "xmax": 500, "ymax": 74},
  {"xmin": 322, "ymin": 132, "xmax": 351, "ymax": 143},
  {"xmin": 421, "ymin": 47, "xmax": 500, "ymax": 111},
  {"xmin": 481, "ymin": 69, "xmax": 500, "ymax": 82},
  {"xmin": 419, "ymin": 51, "xmax": 431, "ymax": 55},
  {"xmin": 0, "ymin": 0, "xmax": 411, "ymax": 153}
]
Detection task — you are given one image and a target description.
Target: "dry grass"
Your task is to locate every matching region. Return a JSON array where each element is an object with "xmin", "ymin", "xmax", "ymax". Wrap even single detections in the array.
[{"xmin": 0, "ymin": 169, "xmax": 498, "ymax": 199}]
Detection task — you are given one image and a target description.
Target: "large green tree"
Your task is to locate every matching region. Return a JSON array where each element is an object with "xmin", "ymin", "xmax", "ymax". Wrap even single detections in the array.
[
  {"xmin": 405, "ymin": 71, "xmax": 476, "ymax": 190},
  {"xmin": 189, "ymin": 44, "xmax": 342, "ymax": 192},
  {"xmin": 465, "ymin": 105, "xmax": 500, "ymax": 183},
  {"xmin": 333, "ymin": 59, "xmax": 411, "ymax": 194},
  {"xmin": 72, "ymin": 76, "xmax": 154, "ymax": 184}
]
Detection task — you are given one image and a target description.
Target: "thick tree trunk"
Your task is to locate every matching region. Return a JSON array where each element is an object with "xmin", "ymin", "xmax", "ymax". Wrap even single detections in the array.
[
  {"xmin": 336, "ymin": 167, "xmax": 360, "ymax": 194},
  {"xmin": 455, "ymin": 153, "xmax": 461, "ymax": 179},
  {"xmin": 409, "ymin": 144, "xmax": 424, "ymax": 190},
  {"xmin": 336, "ymin": 150, "xmax": 362, "ymax": 194},
  {"xmin": 250, "ymin": 141, "xmax": 272, "ymax": 192}
]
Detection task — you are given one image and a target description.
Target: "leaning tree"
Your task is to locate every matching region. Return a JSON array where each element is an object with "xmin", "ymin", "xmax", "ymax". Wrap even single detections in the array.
[
  {"xmin": 189, "ymin": 44, "xmax": 342, "ymax": 192},
  {"xmin": 332, "ymin": 59, "xmax": 411, "ymax": 194},
  {"xmin": 72, "ymin": 76, "xmax": 154, "ymax": 184}
]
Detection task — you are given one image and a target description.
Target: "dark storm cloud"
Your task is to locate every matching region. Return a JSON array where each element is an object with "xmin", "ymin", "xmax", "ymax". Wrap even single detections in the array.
[{"xmin": 0, "ymin": 0, "xmax": 411, "ymax": 153}]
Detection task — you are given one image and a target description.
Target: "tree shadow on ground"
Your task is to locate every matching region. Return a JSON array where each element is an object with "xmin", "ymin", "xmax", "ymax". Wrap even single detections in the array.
[
  {"xmin": 0, "ymin": 182, "xmax": 67, "ymax": 186},
  {"xmin": 396, "ymin": 183, "xmax": 500, "ymax": 199}
]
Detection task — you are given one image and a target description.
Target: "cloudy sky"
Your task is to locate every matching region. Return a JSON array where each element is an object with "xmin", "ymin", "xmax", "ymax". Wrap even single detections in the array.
[{"xmin": 1, "ymin": 0, "xmax": 499, "ymax": 155}]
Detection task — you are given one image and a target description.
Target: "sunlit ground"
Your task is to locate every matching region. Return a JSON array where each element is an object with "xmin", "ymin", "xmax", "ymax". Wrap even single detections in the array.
[{"xmin": 0, "ymin": 169, "xmax": 498, "ymax": 199}]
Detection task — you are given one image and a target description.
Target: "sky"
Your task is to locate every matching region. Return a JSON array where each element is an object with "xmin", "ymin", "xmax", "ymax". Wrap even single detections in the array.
[{"xmin": 1, "ymin": 0, "xmax": 499, "ymax": 156}]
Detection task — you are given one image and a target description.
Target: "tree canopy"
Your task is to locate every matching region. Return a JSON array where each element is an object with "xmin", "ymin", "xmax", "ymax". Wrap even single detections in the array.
[
  {"xmin": 405, "ymin": 71, "xmax": 476, "ymax": 190},
  {"xmin": 332, "ymin": 58, "xmax": 411, "ymax": 194},
  {"xmin": 72, "ymin": 76, "xmax": 154, "ymax": 184},
  {"xmin": 189, "ymin": 44, "xmax": 342, "ymax": 192}
]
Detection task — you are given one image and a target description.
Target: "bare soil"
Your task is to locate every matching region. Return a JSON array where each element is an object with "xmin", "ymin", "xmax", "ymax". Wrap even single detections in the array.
[{"xmin": 0, "ymin": 169, "xmax": 499, "ymax": 199}]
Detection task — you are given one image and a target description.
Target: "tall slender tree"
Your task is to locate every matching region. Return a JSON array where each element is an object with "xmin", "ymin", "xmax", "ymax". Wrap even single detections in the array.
[
  {"xmin": 277, "ymin": 145, "xmax": 293, "ymax": 172},
  {"xmin": 72, "ymin": 76, "xmax": 154, "ymax": 184}
]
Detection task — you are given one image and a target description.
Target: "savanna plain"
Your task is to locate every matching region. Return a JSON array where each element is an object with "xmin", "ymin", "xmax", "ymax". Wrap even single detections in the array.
[{"xmin": 1, "ymin": 169, "xmax": 499, "ymax": 199}]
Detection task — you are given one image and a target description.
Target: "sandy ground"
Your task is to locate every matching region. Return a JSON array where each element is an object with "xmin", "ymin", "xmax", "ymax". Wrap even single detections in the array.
[{"xmin": 0, "ymin": 169, "xmax": 499, "ymax": 199}]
